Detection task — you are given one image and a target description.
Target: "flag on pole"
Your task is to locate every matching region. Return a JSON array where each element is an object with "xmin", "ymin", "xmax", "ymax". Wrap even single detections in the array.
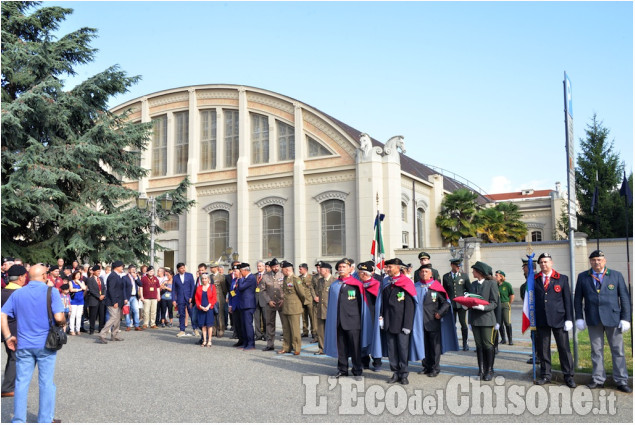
[
  {"xmin": 371, "ymin": 211, "xmax": 385, "ymax": 270},
  {"xmin": 590, "ymin": 185, "xmax": 600, "ymax": 213},
  {"xmin": 620, "ymin": 171, "xmax": 633, "ymax": 206},
  {"xmin": 522, "ymin": 253, "xmax": 536, "ymax": 334}
]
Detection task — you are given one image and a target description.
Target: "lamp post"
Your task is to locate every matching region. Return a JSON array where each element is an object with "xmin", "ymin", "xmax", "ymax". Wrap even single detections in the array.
[
  {"xmin": 136, "ymin": 193, "xmax": 174, "ymax": 268},
  {"xmin": 449, "ymin": 237, "xmax": 480, "ymax": 274}
]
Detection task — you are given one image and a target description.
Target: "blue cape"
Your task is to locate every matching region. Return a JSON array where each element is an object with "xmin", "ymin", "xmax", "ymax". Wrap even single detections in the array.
[
  {"xmin": 416, "ymin": 283, "xmax": 459, "ymax": 354},
  {"xmin": 370, "ymin": 278, "xmax": 459, "ymax": 361},
  {"xmin": 324, "ymin": 279, "xmax": 373, "ymax": 358}
]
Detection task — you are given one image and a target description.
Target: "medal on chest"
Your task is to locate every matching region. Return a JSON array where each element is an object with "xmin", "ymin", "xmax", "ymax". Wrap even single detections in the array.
[
  {"xmin": 347, "ymin": 290, "xmax": 356, "ymax": 301},
  {"xmin": 397, "ymin": 291, "xmax": 405, "ymax": 302}
]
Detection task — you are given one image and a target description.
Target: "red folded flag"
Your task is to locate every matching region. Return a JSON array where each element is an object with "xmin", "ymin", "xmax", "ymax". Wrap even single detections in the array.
[{"xmin": 452, "ymin": 294, "xmax": 490, "ymax": 308}]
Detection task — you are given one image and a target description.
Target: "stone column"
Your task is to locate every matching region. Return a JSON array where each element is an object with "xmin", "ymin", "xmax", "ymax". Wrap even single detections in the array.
[
  {"xmin": 235, "ymin": 87, "xmax": 250, "ymax": 260},
  {"xmin": 185, "ymin": 88, "xmax": 198, "ymax": 266},
  {"xmin": 292, "ymin": 103, "xmax": 306, "ymax": 266}
]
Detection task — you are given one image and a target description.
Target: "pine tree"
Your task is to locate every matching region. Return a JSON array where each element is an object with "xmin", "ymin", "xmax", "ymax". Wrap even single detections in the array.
[
  {"xmin": 435, "ymin": 188, "xmax": 479, "ymax": 246},
  {"xmin": 574, "ymin": 114, "xmax": 629, "ymax": 238},
  {"xmin": 1, "ymin": 1, "xmax": 193, "ymax": 264}
]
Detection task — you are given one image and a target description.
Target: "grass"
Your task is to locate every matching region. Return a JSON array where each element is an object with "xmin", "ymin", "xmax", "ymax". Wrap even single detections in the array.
[{"xmin": 550, "ymin": 328, "xmax": 633, "ymax": 375}]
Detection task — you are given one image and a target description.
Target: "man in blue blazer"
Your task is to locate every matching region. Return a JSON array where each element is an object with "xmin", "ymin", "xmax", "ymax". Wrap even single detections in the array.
[
  {"xmin": 534, "ymin": 253, "xmax": 575, "ymax": 388},
  {"xmin": 172, "ymin": 262, "xmax": 195, "ymax": 337},
  {"xmin": 574, "ymin": 250, "xmax": 632, "ymax": 393},
  {"xmin": 238, "ymin": 263, "xmax": 257, "ymax": 350}
]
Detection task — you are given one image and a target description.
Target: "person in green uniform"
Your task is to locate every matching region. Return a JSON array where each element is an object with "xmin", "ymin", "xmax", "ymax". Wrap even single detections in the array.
[
  {"xmin": 279, "ymin": 261, "xmax": 305, "ymax": 355},
  {"xmin": 414, "ymin": 252, "xmax": 440, "ymax": 283},
  {"xmin": 494, "ymin": 270, "xmax": 514, "ymax": 353},
  {"xmin": 442, "ymin": 258, "xmax": 471, "ymax": 351}
]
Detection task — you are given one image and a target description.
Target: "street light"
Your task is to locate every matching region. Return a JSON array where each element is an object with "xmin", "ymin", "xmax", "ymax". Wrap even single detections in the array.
[
  {"xmin": 136, "ymin": 192, "xmax": 173, "ymax": 268},
  {"xmin": 449, "ymin": 237, "xmax": 480, "ymax": 274}
]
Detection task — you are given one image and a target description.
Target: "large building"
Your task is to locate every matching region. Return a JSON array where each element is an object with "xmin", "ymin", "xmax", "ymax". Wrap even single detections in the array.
[{"xmin": 113, "ymin": 84, "xmax": 485, "ymax": 270}]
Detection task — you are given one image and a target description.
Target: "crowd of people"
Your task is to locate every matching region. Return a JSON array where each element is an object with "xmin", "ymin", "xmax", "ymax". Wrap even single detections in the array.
[{"xmin": 1, "ymin": 248, "xmax": 632, "ymax": 421}]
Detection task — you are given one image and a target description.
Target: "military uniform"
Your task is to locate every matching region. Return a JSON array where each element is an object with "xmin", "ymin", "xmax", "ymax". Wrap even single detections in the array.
[
  {"xmin": 279, "ymin": 272, "xmax": 305, "ymax": 354},
  {"xmin": 442, "ymin": 266, "xmax": 470, "ymax": 350},
  {"xmin": 496, "ymin": 278, "xmax": 514, "ymax": 344},
  {"xmin": 253, "ymin": 271, "xmax": 266, "ymax": 341},
  {"xmin": 312, "ymin": 268, "xmax": 335, "ymax": 354},
  {"xmin": 212, "ymin": 271, "xmax": 227, "ymax": 337},
  {"xmin": 299, "ymin": 272, "xmax": 316, "ymax": 338},
  {"xmin": 261, "ymin": 265, "xmax": 284, "ymax": 350}
]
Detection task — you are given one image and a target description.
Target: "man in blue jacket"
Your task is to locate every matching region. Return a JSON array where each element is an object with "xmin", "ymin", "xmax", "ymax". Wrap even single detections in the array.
[
  {"xmin": 172, "ymin": 262, "xmax": 195, "ymax": 337},
  {"xmin": 574, "ymin": 250, "xmax": 632, "ymax": 393},
  {"xmin": 97, "ymin": 261, "xmax": 126, "ymax": 344},
  {"xmin": 238, "ymin": 263, "xmax": 257, "ymax": 350}
]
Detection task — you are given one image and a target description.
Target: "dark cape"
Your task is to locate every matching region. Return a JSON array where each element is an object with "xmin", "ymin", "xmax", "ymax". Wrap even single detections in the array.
[
  {"xmin": 418, "ymin": 280, "xmax": 459, "ymax": 354},
  {"xmin": 371, "ymin": 274, "xmax": 424, "ymax": 361},
  {"xmin": 324, "ymin": 276, "xmax": 373, "ymax": 358}
]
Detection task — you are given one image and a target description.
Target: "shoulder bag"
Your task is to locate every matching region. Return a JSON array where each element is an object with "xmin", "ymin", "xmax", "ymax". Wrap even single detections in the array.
[{"xmin": 45, "ymin": 287, "xmax": 68, "ymax": 351}]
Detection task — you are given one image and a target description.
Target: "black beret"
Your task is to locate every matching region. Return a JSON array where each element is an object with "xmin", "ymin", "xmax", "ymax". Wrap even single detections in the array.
[
  {"xmin": 418, "ymin": 252, "xmax": 431, "ymax": 260},
  {"xmin": 299, "ymin": 263, "xmax": 308, "ymax": 269},
  {"xmin": 318, "ymin": 261, "xmax": 331, "ymax": 269},
  {"xmin": 49, "ymin": 265, "xmax": 59, "ymax": 272},
  {"xmin": 7, "ymin": 264, "xmax": 27, "ymax": 277},
  {"xmin": 589, "ymin": 250, "xmax": 605, "ymax": 259},
  {"xmin": 146, "ymin": 266, "xmax": 154, "ymax": 271},
  {"xmin": 112, "ymin": 260, "xmax": 124, "ymax": 269},
  {"xmin": 537, "ymin": 253, "xmax": 552, "ymax": 261},
  {"xmin": 335, "ymin": 258, "xmax": 352, "ymax": 268},
  {"xmin": 418, "ymin": 263, "xmax": 432, "ymax": 271},
  {"xmin": 281, "ymin": 261, "xmax": 293, "ymax": 269},
  {"xmin": 314, "ymin": 261, "xmax": 321, "ymax": 267},
  {"xmin": 2, "ymin": 257, "xmax": 14, "ymax": 264},
  {"xmin": 385, "ymin": 258, "xmax": 404, "ymax": 266},
  {"xmin": 265, "ymin": 261, "xmax": 271, "ymax": 266},
  {"xmin": 91, "ymin": 265, "xmax": 101, "ymax": 272},
  {"xmin": 357, "ymin": 261, "xmax": 374, "ymax": 273},
  {"xmin": 269, "ymin": 258, "xmax": 279, "ymax": 266},
  {"xmin": 239, "ymin": 262, "xmax": 250, "ymax": 269},
  {"xmin": 231, "ymin": 264, "xmax": 241, "ymax": 270}
]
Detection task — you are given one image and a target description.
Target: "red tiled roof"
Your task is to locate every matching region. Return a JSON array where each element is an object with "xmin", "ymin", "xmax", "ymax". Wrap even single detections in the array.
[{"xmin": 486, "ymin": 190, "xmax": 552, "ymax": 201}]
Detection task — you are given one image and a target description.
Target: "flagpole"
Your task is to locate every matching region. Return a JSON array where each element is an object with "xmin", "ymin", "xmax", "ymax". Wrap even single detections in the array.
[
  {"xmin": 623, "ymin": 176, "xmax": 633, "ymax": 345},
  {"xmin": 595, "ymin": 171, "xmax": 600, "ymax": 251}
]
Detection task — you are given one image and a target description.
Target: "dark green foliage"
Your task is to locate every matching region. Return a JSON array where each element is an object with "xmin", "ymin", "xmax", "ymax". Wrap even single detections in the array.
[
  {"xmin": 435, "ymin": 188, "xmax": 479, "ymax": 246},
  {"xmin": 1, "ymin": 1, "xmax": 193, "ymax": 264},
  {"xmin": 476, "ymin": 202, "xmax": 527, "ymax": 243},
  {"xmin": 575, "ymin": 114, "xmax": 632, "ymax": 239}
]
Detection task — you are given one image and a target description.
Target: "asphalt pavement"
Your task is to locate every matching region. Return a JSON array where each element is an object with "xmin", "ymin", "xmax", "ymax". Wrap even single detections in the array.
[{"xmin": 1, "ymin": 304, "xmax": 633, "ymax": 423}]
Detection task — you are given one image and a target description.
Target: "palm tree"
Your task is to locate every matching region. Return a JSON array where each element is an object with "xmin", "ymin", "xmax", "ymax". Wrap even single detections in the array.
[
  {"xmin": 435, "ymin": 188, "xmax": 479, "ymax": 246},
  {"xmin": 476, "ymin": 202, "xmax": 527, "ymax": 243}
]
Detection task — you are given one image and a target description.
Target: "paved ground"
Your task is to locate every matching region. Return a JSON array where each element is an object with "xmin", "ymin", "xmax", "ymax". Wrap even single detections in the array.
[{"xmin": 1, "ymin": 304, "xmax": 633, "ymax": 423}]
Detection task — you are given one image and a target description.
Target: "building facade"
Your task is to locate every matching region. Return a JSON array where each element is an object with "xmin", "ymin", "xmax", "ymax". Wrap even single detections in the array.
[{"xmin": 113, "ymin": 85, "xmax": 477, "ymax": 269}]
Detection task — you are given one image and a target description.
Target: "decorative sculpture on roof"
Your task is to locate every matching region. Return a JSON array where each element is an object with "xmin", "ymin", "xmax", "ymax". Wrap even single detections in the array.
[{"xmin": 383, "ymin": 135, "xmax": 406, "ymax": 156}]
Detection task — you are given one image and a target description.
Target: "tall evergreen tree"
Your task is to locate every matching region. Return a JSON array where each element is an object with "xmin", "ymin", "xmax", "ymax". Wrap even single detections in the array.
[
  {"xmin": 574, "ymin": 114, "xmax": 630, "ymax": 238},
  {"xmin": 435, "ymin": 188, "xmax": 479, "ymax": 246},
  {"xmin": 1, "ymin": 2, "xmax": 192, "ymax": 264}
]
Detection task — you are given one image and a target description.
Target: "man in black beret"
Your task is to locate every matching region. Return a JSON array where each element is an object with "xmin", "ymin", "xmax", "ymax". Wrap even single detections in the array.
[
  {"xmin": 575, "ymin": 250, "xmax": 632, "ymax": 393},
  {"xmin": 261, "ymin": 258, "xmax": 284, "ymax": 351},
  {"xmin": 1, "ymin": 264, "xmax": 28, "ymax": 397},
  {"xmin": 1, "ymin": 257, "xmax": 15, "ymax": 289},
  {"xmin": 442, "ymin": 258, "xmax": 470, "ymax": 351},
  {"xmin": 534, "ymin": 253, "xmax": 575, "ymax": 388}
]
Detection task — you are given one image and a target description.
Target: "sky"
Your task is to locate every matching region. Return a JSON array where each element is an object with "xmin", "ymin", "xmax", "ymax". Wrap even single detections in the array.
[{"xmin": 47, "ymin": 1, "xmax": 633, "ymax": 195}]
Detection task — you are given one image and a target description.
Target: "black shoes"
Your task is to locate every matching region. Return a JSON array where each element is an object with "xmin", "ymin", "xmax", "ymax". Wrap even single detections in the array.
[
  {"xmin": 400, "ymin": 377, "xmax": 409, "ymax": 385},
  {"xmin": 262, "ymin": 346, "xmax": 274, "ymax": 351},
  {"xmin": 427, "ymin": 371, "xmax": 439, "ymax": 378},
  {"xmin": 332, "ymin": 372, "xmax": 348, "ymax": 379},
  {"xmin": 418, "ymin": 368, "xmax": 430, "ymax": 375},
  {"xmin": 565, "ymin": 377, "xmax": 577, "ymax": 388},
  {"xmin": 535, "ymin": 378, "xmax": 551, "ymax": 385},
  {"xmin": 387, "ymin": 374, "xmax": 399, "ymax": 384},
  {"xmin": 617, "ymin": 384, "xmax": 632, "ymax": 393},
  {"xmin": 586, "ymin": 381, "xmax": 604, "ymax": 389}
]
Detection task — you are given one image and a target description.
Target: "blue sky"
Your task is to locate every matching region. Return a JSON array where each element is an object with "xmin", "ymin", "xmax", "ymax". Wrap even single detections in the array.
[{"xmin": 48, "ymin": 1, "xmax": 633, "ymax": 194}]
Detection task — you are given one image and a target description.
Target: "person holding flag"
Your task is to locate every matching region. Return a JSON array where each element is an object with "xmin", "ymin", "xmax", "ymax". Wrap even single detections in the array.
[
  {"xmin": 520, "ymin": 256, "xmax": 538, "ymax": 365},
  {"xmin": 371, "ymin": 212, "xmax": 385, "ymax": 270},
  {"xmin": 324, "ymin": 258, "xmax": 372, "ymax": 380}
]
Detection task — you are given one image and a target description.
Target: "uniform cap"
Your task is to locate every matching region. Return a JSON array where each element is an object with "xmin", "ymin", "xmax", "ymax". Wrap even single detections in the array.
[
  {"xmin": 7, "ymin": 264, "xmax": 27, "ymax": 277},
  {"xmin": 385, "ymin": 258, "xmax": 405, "ymax": 266},
  {"xmin": 418, "ymin": 252, "xmax": 431, "ymax": 260},
  {"xmin": 588, "ymin": 250, "xmax": 605, "ymax": 259}
]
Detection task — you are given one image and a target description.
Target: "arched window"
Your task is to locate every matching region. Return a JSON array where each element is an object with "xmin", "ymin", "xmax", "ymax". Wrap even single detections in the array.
[
  {"xmin": 416, "ymin": 208, "xmax": 425, "ymax": 248},
  {"xmin": 251, "ymin": 113, "xmax": 269, "ymax": 164},
  {"xmin": 321, "ymin": 200, "xmax": 345, "ymax": 256},
  {"xmin": 210, "ymin": 210, "xmax": 229, "ymax": 260},
  {"xmin": 401, "ymin": 202, "xmax": 408, "ymax": 222},
  {"xmin": 263, "ymin": 205, "xmax": 283, "ymax": 258},
  {"xmin": 531, "ymin": 230, "xmax": 542, "ymax": 242}
]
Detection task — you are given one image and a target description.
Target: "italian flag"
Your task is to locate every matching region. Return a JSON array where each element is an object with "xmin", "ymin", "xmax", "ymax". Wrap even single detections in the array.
[
  {"xmin": 371, "ymin": 211, "xmax": 385, "ymax": 270},
  {"xmin": 522, "ymin": 254, "xmax": 536, "ymax": 334}
]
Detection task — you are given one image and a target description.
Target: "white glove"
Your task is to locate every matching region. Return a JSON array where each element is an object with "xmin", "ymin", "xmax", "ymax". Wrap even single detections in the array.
[
  {"xmin": 564, "ymin": 321, "xmax": 573, "ymax": 332},
  {"xmin": 468, "ymin": 324, "xmax": 472, "ymax": 331},
  {"xmin": 402, "ymin": 328, "xmax": 411, "ymax": 335},
  {"xmin": 576, "ymin": 319, "xmax": 586, "ymax": 330},
  {"xmin": 494, "ymin": 323, "xmax": 500, "ymax": 331},
  {"xmin": 472, "ymin": 305, "xmax": 485, "ymax": 311},
  {"xmin": 619, "ymin": 320, "xmax": 631, "ymax": 332}
]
